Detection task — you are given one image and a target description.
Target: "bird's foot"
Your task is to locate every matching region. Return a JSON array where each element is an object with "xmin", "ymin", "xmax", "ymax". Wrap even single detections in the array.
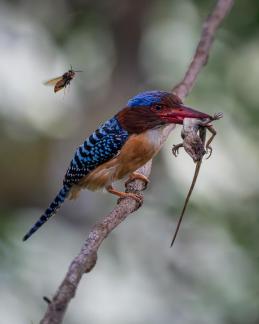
[
  {"xmin": 106, "ymin": 185, "xmax": 143, "ymax": 205},
  {"xmin": 172, "ymin": 143, "xmax": 183, "ymax": 157},
  {"xmin": 125, "ymin": 172, "xmax": 150, "ymax": 189}
]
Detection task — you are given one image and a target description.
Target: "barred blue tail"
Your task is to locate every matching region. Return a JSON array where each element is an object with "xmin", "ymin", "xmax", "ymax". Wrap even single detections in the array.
[{"xmin": 23, "ymin": 184, "xmax": 71, "ymax": 241}]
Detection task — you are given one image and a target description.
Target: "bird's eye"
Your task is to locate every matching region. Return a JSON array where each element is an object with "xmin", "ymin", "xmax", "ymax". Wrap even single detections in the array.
[{"xmin": 155, "ymin": 105, "xmax": 162, "ymax": 110}]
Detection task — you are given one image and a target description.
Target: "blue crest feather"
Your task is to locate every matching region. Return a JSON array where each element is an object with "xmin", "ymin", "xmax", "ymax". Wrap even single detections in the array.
[{"xmin": 127, "ymin": 90, "xmax": 171, "ymax": 107}]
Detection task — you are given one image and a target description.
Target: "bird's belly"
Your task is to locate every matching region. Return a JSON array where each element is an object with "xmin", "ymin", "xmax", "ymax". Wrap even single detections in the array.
[
  {"xmin": 73, "ymin": 130, "xmax": 162, "ymax": 193},
  {"xmin": 114, "ymin": 132, "xmax": 159, "ymax": 179}
]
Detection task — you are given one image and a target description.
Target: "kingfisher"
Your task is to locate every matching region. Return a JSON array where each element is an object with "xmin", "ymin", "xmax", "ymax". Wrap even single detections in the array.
[{"xmin": 23, "ymin": 90, "xmax": 211, "ymax": 241}]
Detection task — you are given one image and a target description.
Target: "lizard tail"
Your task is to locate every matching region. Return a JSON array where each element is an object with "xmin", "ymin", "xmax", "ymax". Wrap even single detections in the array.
[
  {"xmin": 170, "ymin": 161, "xmax": 202, "ymax": 247},
  {"xmin": 23, "ymin": 184, "xmax": 71, "ymax": 241}
]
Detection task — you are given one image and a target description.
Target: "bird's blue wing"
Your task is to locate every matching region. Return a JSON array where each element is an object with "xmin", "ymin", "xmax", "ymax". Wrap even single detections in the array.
[
  {"xmin": 64, "ymin": 117, "xmax": 129, "ymax": 185},
  {"xmin": 23, "ymin": 117, "xmax": 128, "ymax": 241}
]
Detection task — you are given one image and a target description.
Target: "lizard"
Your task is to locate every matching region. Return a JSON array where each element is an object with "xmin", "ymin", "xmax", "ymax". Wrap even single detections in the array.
[{"xmin": 170, "ymin": 112, "xmax": 223, "ymax": 247}]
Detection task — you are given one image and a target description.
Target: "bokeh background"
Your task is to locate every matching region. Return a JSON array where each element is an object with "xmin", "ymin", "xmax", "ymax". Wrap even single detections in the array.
[{"xmin": 1, "ymin": 0, "xmax": 259, "ymax": 323}]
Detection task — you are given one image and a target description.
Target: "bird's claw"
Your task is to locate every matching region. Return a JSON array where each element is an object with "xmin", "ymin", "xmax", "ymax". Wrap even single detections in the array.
[
  {"xmin": 125, "ymin": 172, "xmax": 150, "ymax": 189},
  {"xmin": 118, "ymin": 192, "xmax": 143, "ymax": 206}
]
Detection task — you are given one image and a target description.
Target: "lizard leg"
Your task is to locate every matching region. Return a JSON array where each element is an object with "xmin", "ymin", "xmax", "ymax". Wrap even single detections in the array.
[
  {"xmin": 205, "ymin": 125, "xmax": 217, "ymax": 159},
  {"xmin": 106, "ymin": 185, "xmax": 143, "ymax": 204},
  {"xmin": 212, "ymin": 112, "xmax": 223, "ymax": 120},
  {"xmin": 125, "ymin": 172, "xmax": 150, "ymax": 187},
  {"xmin": 199, "ymin": 112, "xmax": 223, "ymax": 126},
  {"xmin": 172, "ymin": 143, "xmax": 183, "ymax": 157}
]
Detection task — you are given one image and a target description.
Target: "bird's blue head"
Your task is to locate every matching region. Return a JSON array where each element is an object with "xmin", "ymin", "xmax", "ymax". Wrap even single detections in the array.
[
  {"xmin": 127, "ymin": 90, "xmax": 171, "ymax": 107},
  {"xmin": 117, "ymin": 90, "xmax": 212, "ymax": 134}
]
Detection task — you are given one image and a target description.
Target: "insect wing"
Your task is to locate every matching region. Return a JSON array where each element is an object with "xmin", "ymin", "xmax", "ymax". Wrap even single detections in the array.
[
  {"xmin": 54, "ymin": 79, "xmax": 66, "ymax": 92},
  {"xmin": 44, "ymin": 76, "xmax": 63, "ymax": 86}
]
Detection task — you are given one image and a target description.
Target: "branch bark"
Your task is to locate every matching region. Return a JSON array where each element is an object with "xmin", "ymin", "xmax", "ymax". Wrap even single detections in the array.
[{"xmin": 40, "ymin": 1, "xmax": 234, "ymax": 323}]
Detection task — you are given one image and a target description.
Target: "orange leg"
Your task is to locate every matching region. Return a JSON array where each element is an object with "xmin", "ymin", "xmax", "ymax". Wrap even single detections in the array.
[
  {"xmin": 125, "ymin": 172, "xmax": 150, "ymax": 187},
  {"xmin": 106, "ymin": 185, "xmax": 143, "ymax": 204}
]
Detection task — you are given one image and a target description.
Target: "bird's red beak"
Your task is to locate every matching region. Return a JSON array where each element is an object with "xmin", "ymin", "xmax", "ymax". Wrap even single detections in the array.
[{"xmin": 158, "ymin": 104, "xmax": 212, "ymax": 124}]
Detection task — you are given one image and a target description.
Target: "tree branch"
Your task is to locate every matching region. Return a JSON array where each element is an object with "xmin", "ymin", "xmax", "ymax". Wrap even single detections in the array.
[
  {"xmin": 40, "ymin": 1, "xmax": 234, "ymax": 323},
  {"xmin": 172, "ymin": 0, "xmax": 234, "ymax": 99}
]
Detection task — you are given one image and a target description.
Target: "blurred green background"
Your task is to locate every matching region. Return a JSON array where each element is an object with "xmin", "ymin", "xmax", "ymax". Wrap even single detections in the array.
[{"xmin": 1, "ymin": 0, "xmax": 259, "ymax": 323}]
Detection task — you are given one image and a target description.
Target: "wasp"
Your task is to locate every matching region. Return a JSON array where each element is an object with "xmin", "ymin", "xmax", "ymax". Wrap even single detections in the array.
[{"xmin": 44, "ymin": 66, "xmax": 82, "ymax": 93}]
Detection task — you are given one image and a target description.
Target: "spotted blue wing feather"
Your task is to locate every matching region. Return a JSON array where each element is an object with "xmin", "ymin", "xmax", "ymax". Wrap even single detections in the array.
[
  {"xmin": 23, "ymin": 117, "xmax": 129, "ymax": 241},
  {"xmin": 64, "ymin": 117, "xmax": 129, "ymax": 185}
]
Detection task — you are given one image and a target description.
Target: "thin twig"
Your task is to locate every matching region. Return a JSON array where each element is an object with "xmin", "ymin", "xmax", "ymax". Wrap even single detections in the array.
[
  {"xmin": 40, "ymin": 1, "xmax": 234, "ymax": 323},
  {"xmin": 172, "ymin": 0, "xmax": 234, "ymax": 99}
]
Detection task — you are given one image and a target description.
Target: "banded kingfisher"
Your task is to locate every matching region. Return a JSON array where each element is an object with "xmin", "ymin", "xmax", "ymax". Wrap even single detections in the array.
[{"xmin": 23, "ymin": 90, "xmax": 211, "ymax": 241}]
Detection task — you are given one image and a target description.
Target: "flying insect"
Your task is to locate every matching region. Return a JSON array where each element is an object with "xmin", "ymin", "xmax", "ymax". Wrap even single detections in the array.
[{"xmin": 44, "ymin": 66, "xmax": 82, "ymax": 93}]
